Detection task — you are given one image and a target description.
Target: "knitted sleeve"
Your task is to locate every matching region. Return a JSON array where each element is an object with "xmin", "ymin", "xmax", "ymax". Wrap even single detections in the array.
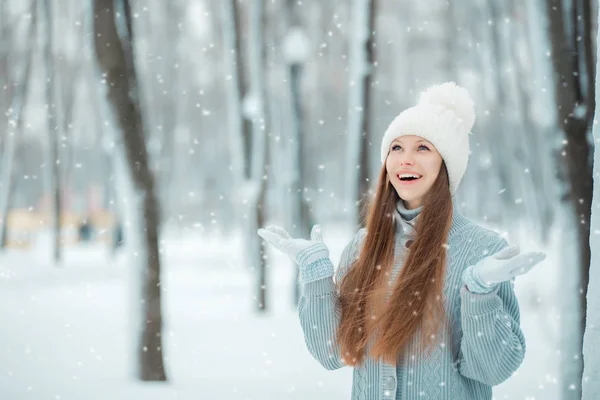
[
  {"xmin": 457, "ymin": 237, "xmax": 526, "ymax": 386},
  {"xmin": 297, "ymin": 228, "xmax": 366, "ymax": 370}
]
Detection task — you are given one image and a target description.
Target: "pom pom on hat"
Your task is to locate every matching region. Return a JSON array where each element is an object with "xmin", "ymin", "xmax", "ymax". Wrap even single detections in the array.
[
  {"xmin": 418, "ymin": 82, "xmax": 475, "ymax": 132},
  {"xmin": 379, "ymin": 81, "xmax": 476, "ymax": 194}
]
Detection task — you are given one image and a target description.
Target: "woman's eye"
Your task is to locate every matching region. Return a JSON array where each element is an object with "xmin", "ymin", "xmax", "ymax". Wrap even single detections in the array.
[
  {"xmin": 392, "ymin": 145, "xmax": 401, "ymax": 151},
  {"xmin": 418, "ymin": 145, "xmax": 430, "ymax": 151}
]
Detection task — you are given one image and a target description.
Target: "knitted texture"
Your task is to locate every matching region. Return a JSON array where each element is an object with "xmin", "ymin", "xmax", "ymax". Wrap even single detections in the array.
[
  {"xmin": 297, "ymin": 202, "xmax": 525, "ymax": 400},
  {"xmin": 300, "ymin": 257, "xmax": 334, "ymax": 283},
  {"xmin": 462, "ymin": 264, "xmax": 496, "ymax": 294}
]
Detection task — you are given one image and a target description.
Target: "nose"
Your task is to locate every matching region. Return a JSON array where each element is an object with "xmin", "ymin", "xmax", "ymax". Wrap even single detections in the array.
[{"xmin": 399, "ymin": 152, "xmax": 415, "ymax": 165}]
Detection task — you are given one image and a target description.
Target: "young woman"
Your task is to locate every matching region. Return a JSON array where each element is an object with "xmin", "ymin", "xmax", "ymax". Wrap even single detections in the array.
[{"xmin": 258, "ymin": 82, "xmax": 546, "ymax": 399}]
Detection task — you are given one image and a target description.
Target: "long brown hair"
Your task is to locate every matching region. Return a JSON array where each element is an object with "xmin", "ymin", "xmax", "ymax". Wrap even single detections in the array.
[{"xmin": 336, "ymin": 162, "xmax": 453, "ymax": 366}]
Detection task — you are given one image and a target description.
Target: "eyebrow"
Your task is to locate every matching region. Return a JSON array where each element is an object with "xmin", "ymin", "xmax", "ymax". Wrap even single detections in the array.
[{"xmin": 392, "ymin": 139, "xmax": 430, "ymax": 145}]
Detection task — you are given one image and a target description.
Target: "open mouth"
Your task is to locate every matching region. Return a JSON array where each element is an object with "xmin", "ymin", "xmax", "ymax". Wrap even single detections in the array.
[{"xmin": 398, "ymin": 174, "xmax": 422, "ymax": 183}]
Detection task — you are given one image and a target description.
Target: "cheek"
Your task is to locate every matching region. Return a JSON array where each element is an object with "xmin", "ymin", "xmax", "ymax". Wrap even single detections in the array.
[
  {"xmin": 427, "ymin": 165, "xmax": 440, "ymax": 180},
  {"xmin": 385, "ymin": 157, "xmax": 395, "ymax": 175},
  {"xmin": 424, "ymin": 157, "xmax": 442, "ymax": 177}
]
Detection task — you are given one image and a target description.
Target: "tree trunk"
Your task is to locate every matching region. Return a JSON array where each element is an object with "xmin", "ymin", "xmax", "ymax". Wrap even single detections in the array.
[
  {"xmin": 0, "ymin": 2, "xmax": 35, "ymax": 250},
  {"xmin": 221, "ymin": 0, "xmax": 246, "ymax": 209},
  {"xmin": 346, "ymin": 0, "xmax": 376, "ymax": 228},
  {"xmin": 0, "ymin": 0, "xmax": 13, "ymax": 132},
  {"xmin": 0, "ymin": 175, "xmax": 16, "ymax": 249},
  {"xmin": 234, "ymin": 2, "xmax": 254, "ymax": 181},
  {"xmin": 283, "ymin": 0, "xmax": 312, "ymax": 305},
  {"xmin": 58, "ymin": 7, "xmax": 83, "ymax": 208},
  {"xmin": 582, "ymin": 3, "xmax": 600, "ymax": 397},
  {"xmin": 92, "ymin": 0, "xmax": 167, "ymax": 381},
  {"xmin": 222, "ymin": 0, "xmax": 269, "ymax": 310},
  {"xmin": 545, "ymin": 0, "xmax": 596, "ymax": 397},
  {"xmin": 40, "ymin": 0, "xmax": 61, "ymax": 263},
  {"xmin": 247, "ymin": 0, "xmax": 270, "ymax": 312}
]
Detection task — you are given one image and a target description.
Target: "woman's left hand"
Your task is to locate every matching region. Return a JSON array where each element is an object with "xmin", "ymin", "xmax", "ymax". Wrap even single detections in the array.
[{"xmin": 464, "ymin": 244, "xmax": 546, "ymax": 292}]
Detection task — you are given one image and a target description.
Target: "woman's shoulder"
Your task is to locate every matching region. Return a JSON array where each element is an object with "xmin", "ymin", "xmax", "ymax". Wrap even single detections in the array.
[
  {"xmin": 451, "ymin": 215, "xmax": 505, "ymax": 244},
  {"xmin": 450, "ymin": 219, "xmax": 509, "ymax": 264}
]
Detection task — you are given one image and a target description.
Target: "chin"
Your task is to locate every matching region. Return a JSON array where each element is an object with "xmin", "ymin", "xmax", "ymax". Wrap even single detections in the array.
[
  {"xmin": 400, "ymin": 194, "xmax": 420, "ymax": 203},
  {"xmin": 397, "ymin": 190, "xmax": 426, "ymax": 203},
  {"xmin": 391, "ymin": 181, "xmax": 431, "ymax": 204}
]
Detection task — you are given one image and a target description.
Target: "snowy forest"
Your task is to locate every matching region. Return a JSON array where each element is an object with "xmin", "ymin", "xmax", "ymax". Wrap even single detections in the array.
[{"xmin": 1, "ymin": 0, "xmax": 600, "ymax": 399}]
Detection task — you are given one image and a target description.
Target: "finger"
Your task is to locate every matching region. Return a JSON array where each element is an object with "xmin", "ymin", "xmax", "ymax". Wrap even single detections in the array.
[
  {"xmin": 265, "ymin": 226, "xmax": 291, "ymax": 239},
  {"xmin": 522, "ymin": 251, "xmax": 546, "ymax": 265},
  {"xmin": 310, "ymin": 225, "xmax": 323, "ymax": 242},
  {"xmin": 259, "ymin": 227, "xmax": 285, "ymax": 241},
  {"xmin": 509, "ymin": 262, "xmax": 535, "ymax": 277},
  {"xmin": 257, "ymin": 229, "xmax": 283, "ymax": 248},
  {"xmin": 510, "ymin": 252, "xmax": 546, "ymax": 276},
  {"xmin": 493, "ymin": 244, "xmax": 520, "ymax": 260}
]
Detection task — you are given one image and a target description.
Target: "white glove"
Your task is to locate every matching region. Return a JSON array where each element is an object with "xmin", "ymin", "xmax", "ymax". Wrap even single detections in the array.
[
  {"xmin": 463, "ymin": 244, "xmax": 546, "ymax": 293},
  {"xmin": 257, "ymin": 225, "xmax": 332, "ymax": 282}
]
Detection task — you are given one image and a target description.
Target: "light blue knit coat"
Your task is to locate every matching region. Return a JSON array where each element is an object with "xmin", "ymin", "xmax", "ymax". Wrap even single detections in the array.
[{"xmin": 297, "ymin": 200, "xmax": 525, "ymax": 399}]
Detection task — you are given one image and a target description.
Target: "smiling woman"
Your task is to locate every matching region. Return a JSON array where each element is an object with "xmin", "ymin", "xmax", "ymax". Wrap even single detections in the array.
[
  {"xmin": 258, "ymin": 82, "xmax": 546, "ymax": 400},
  {"xmin": 385, "ymin": 135, "xmax": 443, "ymax": 209}
]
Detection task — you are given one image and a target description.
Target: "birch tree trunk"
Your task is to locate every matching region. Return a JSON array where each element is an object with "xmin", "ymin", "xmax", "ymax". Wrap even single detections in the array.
[
  {"xmin": 283, "ymin": 0, "xmax": 311, "ymax": 305},
  {"xmin": 221, "ymin": 0, "xmax": 245, "ymax": 209},
  {"xmin": 92, "ymin": 0, "xmax": 167, "ymax": 381},
  {"xmin": 0, "ymin": 3, "xmax": 36, "ymax": 249},
  {"xmin": 545, "ymin": 0, "xmax": 596, "ymax": 397},
  {"xmin": 0, "ymin": 0, "xmax": 12, "ymax": 131},
  {"xmin": 582, "ymin": 3, "xmax": 600, "ymax": 397},
  {"xmin": 221, "ymin": 0, "xmax": 269, "ymax": 310},
  {"xmin": 40, "ymin": 0, "xmax": 62, "ymax": 263},
  {"xmin": 247, "ymin": 0, "xmax": 270, "ymax": 311},
  {"xmin": 346, "ymin": 0, "xmax": 376, "ymax": 228},
  {"xmin": 57, "ymin": 4, "xmax": 83, "ymax": 204}
]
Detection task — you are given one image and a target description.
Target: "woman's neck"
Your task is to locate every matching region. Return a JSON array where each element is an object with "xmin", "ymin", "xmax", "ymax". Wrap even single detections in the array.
[{"xmin": 396, "ymin": 200, "xmax": 422, "ymax": 221}]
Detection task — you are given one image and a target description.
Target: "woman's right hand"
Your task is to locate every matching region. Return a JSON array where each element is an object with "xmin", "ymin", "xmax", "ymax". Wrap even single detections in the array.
[{"xmin": 257, "ymin": 225, "xmax": 330, "ymax": 268}]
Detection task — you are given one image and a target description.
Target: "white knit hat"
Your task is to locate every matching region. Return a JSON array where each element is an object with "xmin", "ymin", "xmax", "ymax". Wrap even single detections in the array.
[{"xmin": 380, "ymin": 82, "xmax": 475, "ymax": 194}]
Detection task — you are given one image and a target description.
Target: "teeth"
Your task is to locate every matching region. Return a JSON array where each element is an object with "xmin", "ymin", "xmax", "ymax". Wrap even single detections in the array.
[{"xmin": 399, "ymin": 174, "xmax": 421, "ymax": 179}]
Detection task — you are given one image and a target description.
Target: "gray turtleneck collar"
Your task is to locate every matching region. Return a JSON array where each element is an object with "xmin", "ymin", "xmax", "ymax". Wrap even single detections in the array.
[
  {"xmin": 394, "ymin": 196, "xmax": 471, "ymax": 237},
  {"xmin": 395, "ymin": 200, "xmax": 422, "ymax": 236},
  {"xmin": 396, "ymin": 200, "xmax": 422, "ymax": 221}
]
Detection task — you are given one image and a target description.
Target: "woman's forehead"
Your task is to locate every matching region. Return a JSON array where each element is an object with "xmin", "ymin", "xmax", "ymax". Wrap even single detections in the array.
[{"xmin": 392, "ymin": 135, "xmax": 430, "ymax": 144}]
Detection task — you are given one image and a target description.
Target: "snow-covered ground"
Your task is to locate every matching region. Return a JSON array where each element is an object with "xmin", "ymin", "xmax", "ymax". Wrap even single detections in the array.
[{"xmin": 0, "ymin": 224, "xmax": 562, "ymax": 399}]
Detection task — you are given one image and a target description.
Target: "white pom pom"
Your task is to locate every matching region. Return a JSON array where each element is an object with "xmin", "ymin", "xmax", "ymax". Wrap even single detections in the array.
[{"xmin": 418, "ymin": 82, "xmax": 475, "ymax": 130}]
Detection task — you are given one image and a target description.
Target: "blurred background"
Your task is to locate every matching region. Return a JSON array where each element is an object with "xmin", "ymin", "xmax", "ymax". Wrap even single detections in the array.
[{"xmin": 0, "ymin": 0, "xmax": 598, "ymax": 399}]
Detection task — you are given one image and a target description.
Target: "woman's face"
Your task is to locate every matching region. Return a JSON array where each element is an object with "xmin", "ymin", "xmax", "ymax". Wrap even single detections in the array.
[{"xmin": 385, "ymin": 135, "xmax": 443, "ymax": 209}]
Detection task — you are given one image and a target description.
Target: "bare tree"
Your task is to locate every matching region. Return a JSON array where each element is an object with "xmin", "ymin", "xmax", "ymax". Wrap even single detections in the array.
[
  {"xmin": 221, "ymin": 0, "xmax": 246, "ymax": 209},
  {"xmin": 0, "ymin": 0, "xmax": 13, "ymax": 131},
  {"xmin": 92, "ymin": 0, "xmax": 167, "ymax": 381},
  {"xmin": 40, "ymin": 0, "xmax": 62, "ymax": 263},
  {"xmin": 582, "ymin": 3, "xmax": 600, "ymax": 397},
  {"xmin": 346, "ymin": 0, "xmax": 376, "ymax": 228},
  {"xmin": 0, "ymin": 1, "xmax": 37, "ymax": 249},
  {"xmin": 0, "ymin": 0, "xmax": 25, "ymax": 120},
  {"xmin": 545, "ymin": 0, "xmax": 596, "ymax": 397},
  {"xmin": 222, "ymin": 0, "xmax": 271, "ymax": 311},
  {"xmin": 282, "ymin": 0, "xmax": 312, "ymax": 304},
  {"xmin": 246, "ymin": 0, "xmax": 270, "ymax": 311}
]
